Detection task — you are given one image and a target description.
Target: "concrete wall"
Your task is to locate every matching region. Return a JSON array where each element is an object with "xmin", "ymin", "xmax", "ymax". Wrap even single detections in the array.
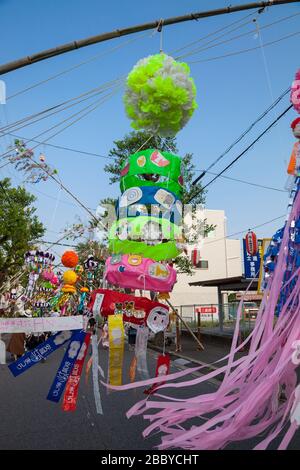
[{"xmin": 170, "ymin": 209, "xmax": 242, "ymax": 309}]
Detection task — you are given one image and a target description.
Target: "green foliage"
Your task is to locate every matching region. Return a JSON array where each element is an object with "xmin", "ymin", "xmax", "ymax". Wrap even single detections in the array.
[{"xmin": 0, "ymin": 178, "xmax": 45, "ymax": 287}]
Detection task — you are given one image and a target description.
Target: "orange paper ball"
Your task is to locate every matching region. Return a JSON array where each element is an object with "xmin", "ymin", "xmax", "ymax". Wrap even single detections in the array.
[{"xmin": 61, "ymin": 251, "xmax": 79, "ymax": 268}]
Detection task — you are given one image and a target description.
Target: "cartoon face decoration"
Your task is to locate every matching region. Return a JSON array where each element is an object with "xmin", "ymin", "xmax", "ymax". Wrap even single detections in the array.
[{"xmin": 147, "ymin": 307, "xmax": 169, "ymax": 333}]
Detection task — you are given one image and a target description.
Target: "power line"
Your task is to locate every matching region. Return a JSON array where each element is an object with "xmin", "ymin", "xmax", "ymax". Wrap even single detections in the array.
[
  {"xmin": 194, "ymin": 169, "xmax": 287, "ymax": 192},
  {"xmin": 189, "ymin": 29, "xmax": 300, "ymax": 64},
  {"xmin": 192, "ymin": 87, "xmax": 290, "ymax": 185},
  {"xmin": 177, "ymin": 11, "xmax": 300, "ymax": 60},
  {"xmin": 171, "ymin": 10, "xmax": 257, "ymax": 55},
  {"xmin": 189, "ymin": 104, "xmax": 293, "ymax": 202},
  {"xmin": 2, "ymin": 132, "xmax": 115, "ymax": 160},
  {"xmin": 0, "ymin": 76, "xmax": 125, "ymax": 135},
  {"xmin": 7, "ymin": 32, "xmax": 150, "ymax": 100}
]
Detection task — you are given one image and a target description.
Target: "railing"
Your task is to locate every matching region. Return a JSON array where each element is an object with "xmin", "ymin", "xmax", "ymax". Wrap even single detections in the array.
[{"xmin": 171, "ymin": 302, "xmax": 259, "ymax": 336}]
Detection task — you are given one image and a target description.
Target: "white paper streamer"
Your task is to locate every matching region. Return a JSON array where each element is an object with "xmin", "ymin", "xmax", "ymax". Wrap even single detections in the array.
[
  {"xmin": 135, "ymin": 326, "xmax": 150, "ymax": 380},
  {"xmin": 91, "ymin": 334, "xmax": 103, "ymax": 415}
]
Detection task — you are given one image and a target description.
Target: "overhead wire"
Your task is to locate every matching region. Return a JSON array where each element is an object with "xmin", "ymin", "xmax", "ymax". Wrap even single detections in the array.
[
  {"xmin": 0, "ymin": 76, "xmax": 125, "ymax": 135},
  {"xmin": 193, "ymin": 169, "xmax": 287, "ymax": 192},
  {"xmin": 193, "ymin": 86, "xmax": 290, "ymax": 184},
  {"xmin": 176, "ymin": 11, "xmax": 300, "ymax": 60},
  {"xmin": 188, "ymin": 30, "xmax": 300, "ymax": 64},
  {"xmin": 0, "ymin": 83, "xmax": 122, "ymax": 163},
  {"xmin": 7, "ymin": 30, "xmax": 152, "ymax": 101},
  {"xmin": 171, "ymin": 10, "xmax": 257, "ymax": 55},
  {"xmin": 189, "ymin": 104, "xmax": 293, "ymax": 203}
]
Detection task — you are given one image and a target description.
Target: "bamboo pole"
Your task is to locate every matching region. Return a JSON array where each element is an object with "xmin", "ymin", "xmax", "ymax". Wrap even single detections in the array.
[
  {"xmin": 165, "ymin": 299, "xmax": 205, "ymax": 351},
  {"xmin": 0, "ymin": 1, "xmax": 298, "ymax": 75}
]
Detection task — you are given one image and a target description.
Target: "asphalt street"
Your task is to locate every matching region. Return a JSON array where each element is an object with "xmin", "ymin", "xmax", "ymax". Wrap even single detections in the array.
[{"xmin": 0, "ymin": 336, "xmax": 299, "ymax": 450}]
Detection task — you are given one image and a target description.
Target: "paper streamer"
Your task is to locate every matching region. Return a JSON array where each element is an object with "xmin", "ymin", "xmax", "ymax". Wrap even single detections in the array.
[
  {"xmin": 135, "ymin": 326, "xmax": 150, "ymax": 380},
  {"xmin": 9, "ymin": 330, "xmax": 76, "ymax": 377},
  {"xmin": 91, "ymin": 334, "xmax": 103, "ymax": 414},
  {"xmin": 62, "ymin": 333, "xmax": 91, "ymax": 411},
  {"xmin": 129, "ymin": 356, "xmax": 137, "ymax": 383},
  {"xmin": 144, "ymin": 354, "xmax": 170, "ymax": 395},
  {"xmin": 108, "ymin": 314, "xmax": 125, "ymax": 386},
  {"xmin": 47, "ymin": 330, "xmax": 86, "ymax": 403}
]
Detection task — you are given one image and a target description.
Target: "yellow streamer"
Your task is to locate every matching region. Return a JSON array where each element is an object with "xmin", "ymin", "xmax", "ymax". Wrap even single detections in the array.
[{"xmin": 108, "ymin": 314, "xmax": 124, "ymax": 386}]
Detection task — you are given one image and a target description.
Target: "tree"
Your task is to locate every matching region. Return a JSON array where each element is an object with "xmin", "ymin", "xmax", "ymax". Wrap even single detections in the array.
[
  {"xmin": 0, "ymin": 178, "xmax": 45, "ymax": 287},
  {"xmin": 104, "ymin": 131, "xmax": 215, "ymax": 274}
]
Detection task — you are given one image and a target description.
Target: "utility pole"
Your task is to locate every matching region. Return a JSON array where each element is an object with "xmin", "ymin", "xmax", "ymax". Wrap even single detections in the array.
[{"xmin": 0, "ymin": 0, "xmax": 298, "ymax": 75}]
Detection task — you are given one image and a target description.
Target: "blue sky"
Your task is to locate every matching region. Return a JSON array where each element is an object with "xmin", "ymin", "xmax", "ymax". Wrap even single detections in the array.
[{"xmin": 0, "ymin": 0, "xmax": 300, "ymax": 258}]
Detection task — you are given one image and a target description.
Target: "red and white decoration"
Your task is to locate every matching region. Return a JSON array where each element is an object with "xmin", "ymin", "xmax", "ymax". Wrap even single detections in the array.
[{"xmin": 245, "ymin": 230, "xmax": 258, "ymax": 256}]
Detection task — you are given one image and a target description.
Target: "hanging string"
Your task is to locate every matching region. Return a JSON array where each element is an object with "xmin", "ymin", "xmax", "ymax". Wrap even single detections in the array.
[
  {"xmin": 157, "ymin": 19, "xmax": 164, "ymax": 53},
  {"xmin": 255, "ymin": 17, "xmax": 286, "ymax": 168}
]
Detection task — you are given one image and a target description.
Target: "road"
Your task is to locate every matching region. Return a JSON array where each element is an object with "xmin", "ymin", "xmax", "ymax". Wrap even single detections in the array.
[{"xmin": 0, "ymin": 336, "xmax": 299, "ymax": 450}]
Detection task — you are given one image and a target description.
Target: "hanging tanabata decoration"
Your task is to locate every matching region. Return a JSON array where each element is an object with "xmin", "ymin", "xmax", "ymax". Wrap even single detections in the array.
[
  {"xmin": 5, "ymin": 140, "xmax": 58, "ymax": 183},
  {"xmin": 124, "ymin": 53, "xmax": 197, "ymax": 137},
  {"xmin": 291, "ymin": 69, "xmax": 300, "ymax": 114},
  {"xmin": 245, "ymin": 230, "xmax": 258, "ymax": 256},
  {"xmin": 109, "ymin": 72, "xmax": 300, "ymax": 450}
]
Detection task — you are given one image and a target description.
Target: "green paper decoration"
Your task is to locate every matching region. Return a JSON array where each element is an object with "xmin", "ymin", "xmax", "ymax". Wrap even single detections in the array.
[
  {"xmin": 124, "ymin": 53, "xmax": 197, "ymax": 137},
  {"xmin": 109, "ymin": 216, "xmax": 181, "ymax": 242},
  {"xmin": 108, "ymin": 239, "xmax": 181, "ymax": 262},
  {"xmin": 120, "ymin": 149, "xmax": 182, "ymax": 181}
]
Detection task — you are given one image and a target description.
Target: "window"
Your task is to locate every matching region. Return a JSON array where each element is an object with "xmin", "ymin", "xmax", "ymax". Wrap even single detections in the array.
[{"xmin": 195, "ymin": 260, "xmax": 209, "ymax": 269}]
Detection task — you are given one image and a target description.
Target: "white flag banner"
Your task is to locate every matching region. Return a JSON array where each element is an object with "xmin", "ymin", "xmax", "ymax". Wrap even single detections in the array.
[{"xmin": 0, "ymin": 316, "xmax": 85, "ymax": 333}]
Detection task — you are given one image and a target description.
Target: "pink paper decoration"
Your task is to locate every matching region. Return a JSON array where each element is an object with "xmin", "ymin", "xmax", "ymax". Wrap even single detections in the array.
[{"xmin": 291, "ymin": 69, "xmax": 300, "ymax": 114}]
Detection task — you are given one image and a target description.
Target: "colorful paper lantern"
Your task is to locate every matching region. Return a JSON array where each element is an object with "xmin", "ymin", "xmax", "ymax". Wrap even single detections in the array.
[{"xmin": 245, "ymin": 230, "xmax": 258, "ymax": 256}]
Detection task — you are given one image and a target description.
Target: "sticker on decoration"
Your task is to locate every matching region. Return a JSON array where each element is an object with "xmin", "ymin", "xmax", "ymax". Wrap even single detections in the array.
[
  {"xmin": 128, "ymin": 255, "xmax": 142, "ymax": 266},
  {"xmin": 148, "ymin": 263, "xmax": 170, "ymax": 279},
  {"xmin": 120, "ymin": 187, "xmax": 142, "ymax": 207},
  {"xmin": 154, "ymin": 189, "xmax": 175, "ymax": 208},
  {"xmin": 137, "ymin": 155, "xmax": 146, "ymax": 167},
  {"xmin": 150, "ymin": 150, "xmax": 170, "ymax": 167},
  {"xmin": 120, "ymin": 163, "xmax": 129, "ymax": 176},
  {"xmin": 147, "ymin": 307, "xmax": 169, "ymax": 333}
]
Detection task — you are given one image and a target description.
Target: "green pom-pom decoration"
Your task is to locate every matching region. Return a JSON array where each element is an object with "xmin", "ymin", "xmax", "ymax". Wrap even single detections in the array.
[{"xmin": 124, "ymin": 53, "xmax": 197, "ymax": 137}]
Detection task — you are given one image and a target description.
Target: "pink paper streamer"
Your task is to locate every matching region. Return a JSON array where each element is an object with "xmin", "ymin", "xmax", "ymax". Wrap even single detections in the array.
[{"xmin": 114, "ymin": 188, "xmax": 300, "ymax": 450}]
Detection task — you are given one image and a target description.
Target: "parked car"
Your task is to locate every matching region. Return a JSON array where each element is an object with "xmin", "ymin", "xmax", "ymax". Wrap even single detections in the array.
[{"xmin": 242, "ymin": 302, "xmax": 259, "ymax": 319}]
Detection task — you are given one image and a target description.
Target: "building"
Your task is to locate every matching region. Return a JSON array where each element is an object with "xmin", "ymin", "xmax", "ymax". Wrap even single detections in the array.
[{"xmin": 170, "ymin": 209, "xmax": 242, "ymax": 312}]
